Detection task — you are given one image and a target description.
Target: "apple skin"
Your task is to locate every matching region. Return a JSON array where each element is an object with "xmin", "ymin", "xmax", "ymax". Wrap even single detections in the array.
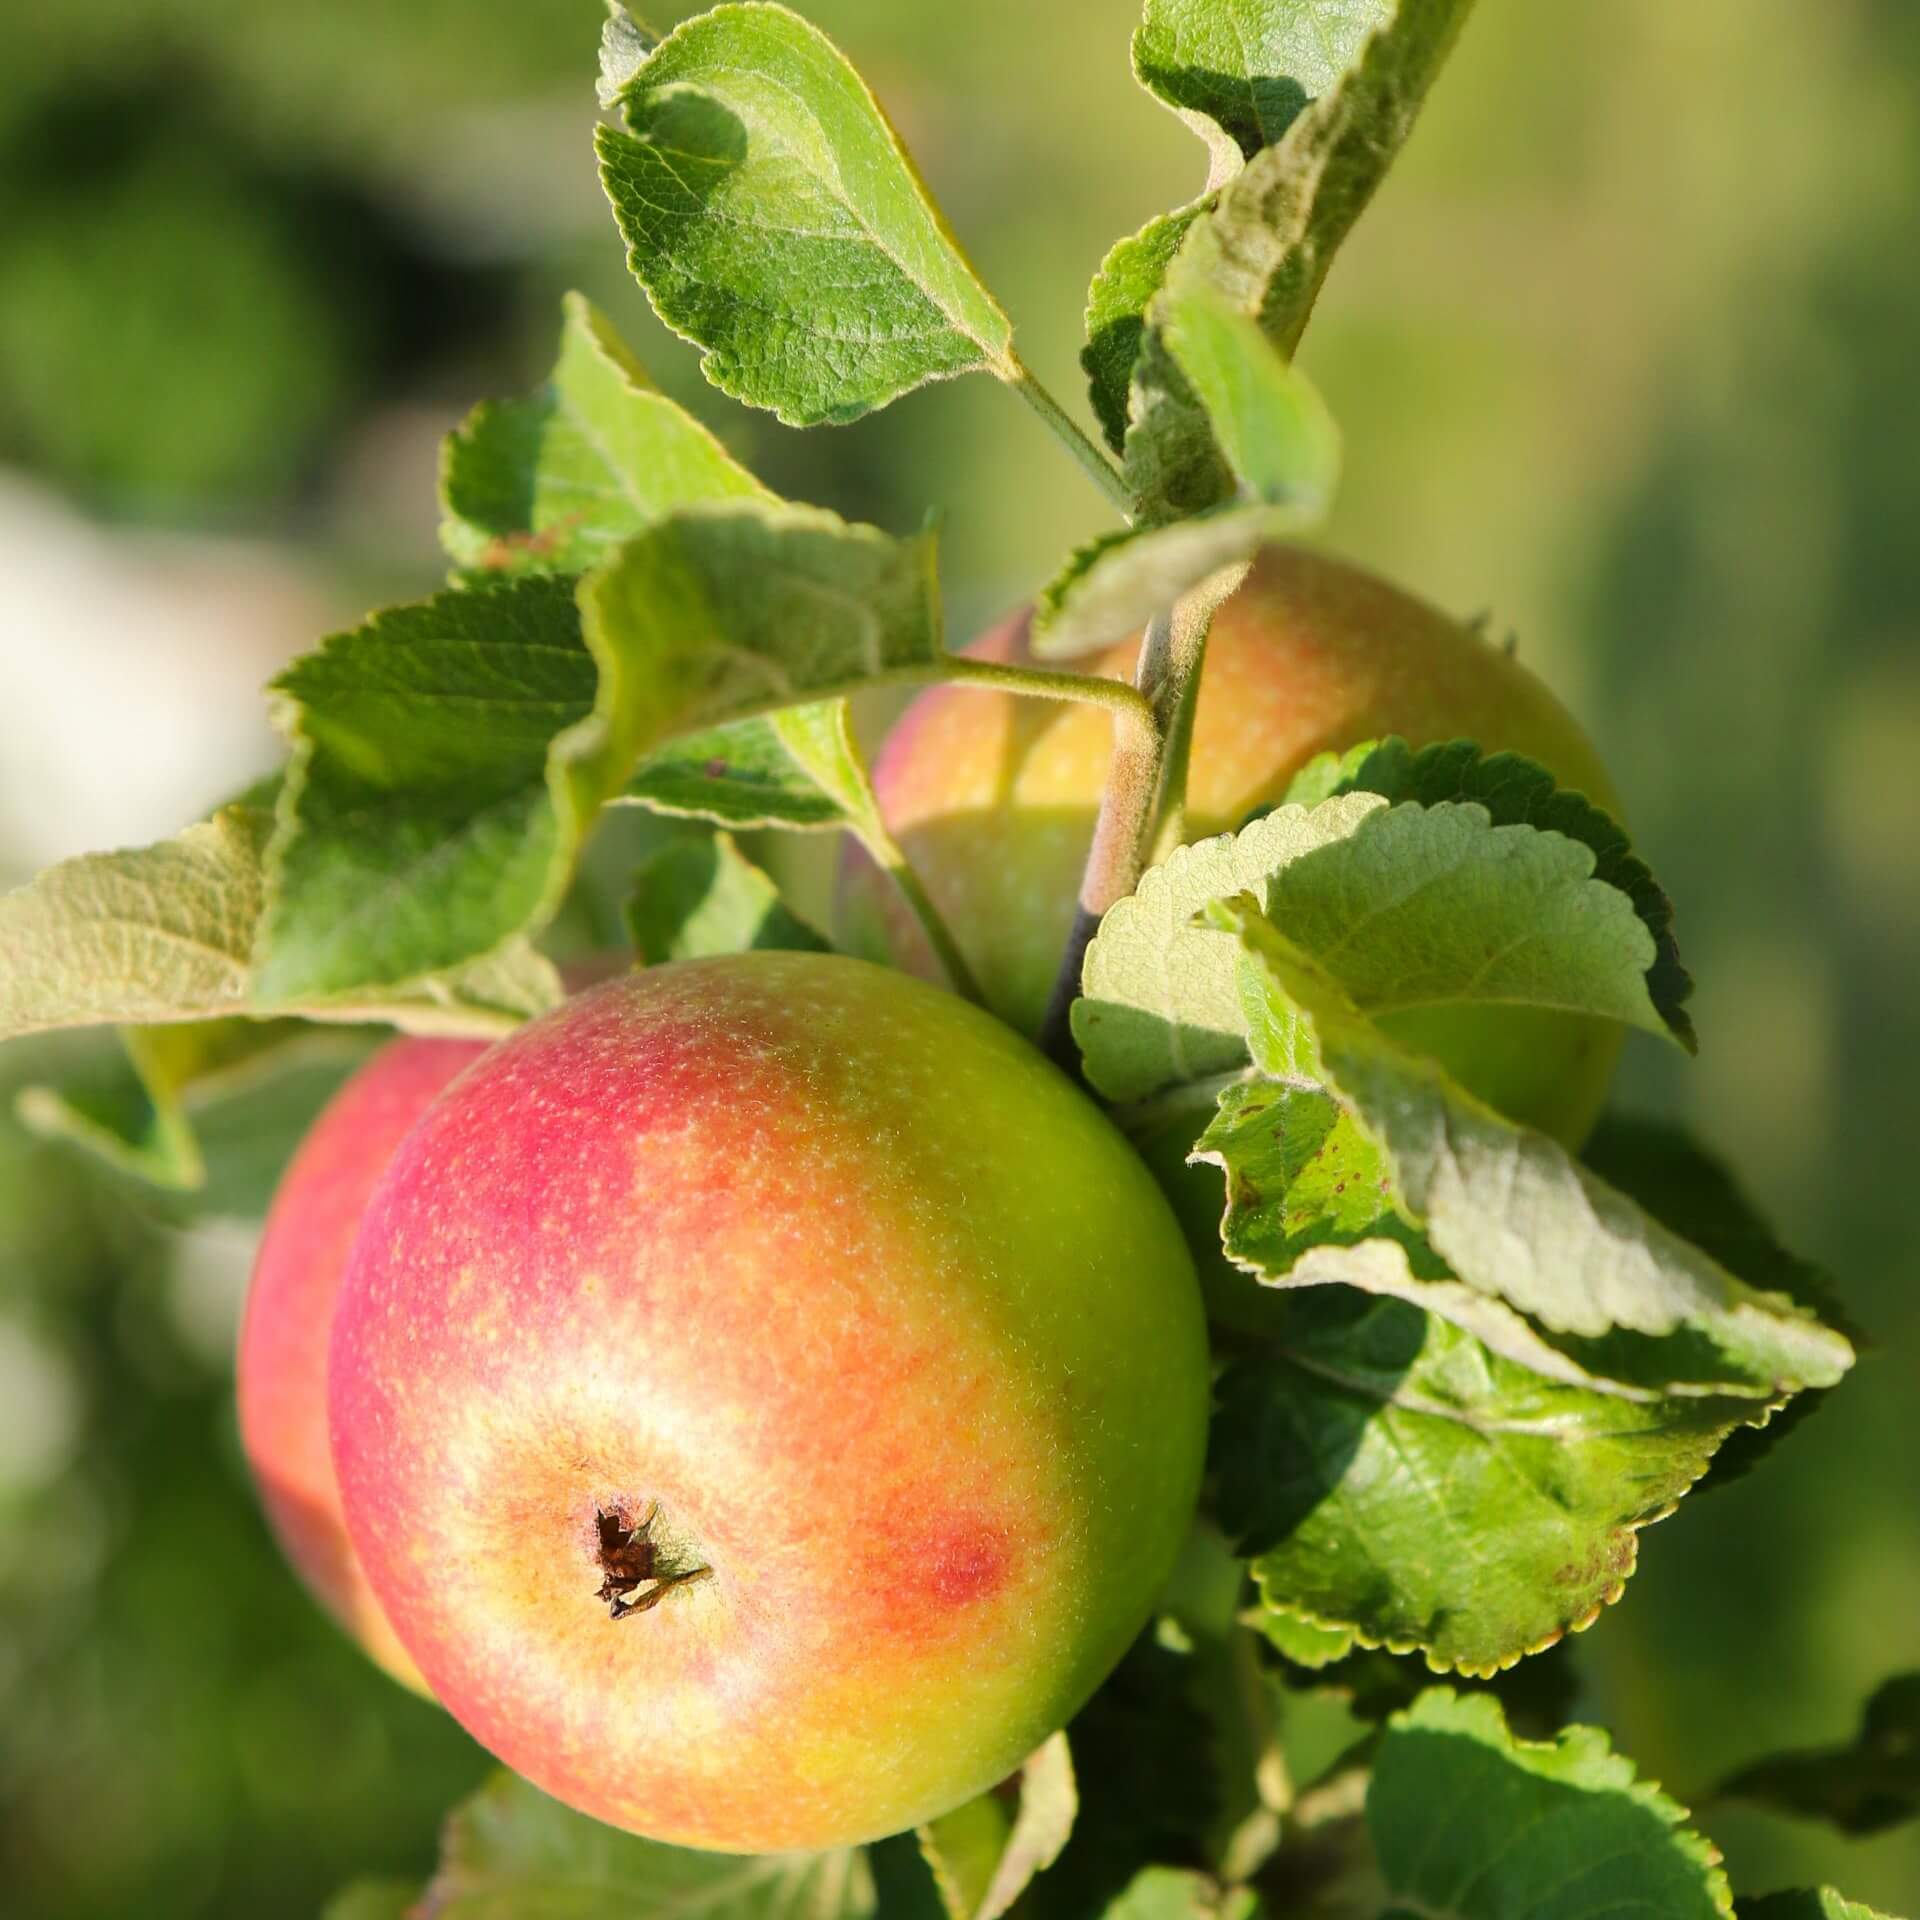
[
  {"xmin": 237, "ymin": 1034, "xmax": 486, "ymax": 1693},
  {"xmin": 836, "ymin": 542, "xmax": 1627, "ymax": 1150},
  {"xmin": 328, "ymin": 953, "xmax": 1210, "ymax": 1853}
]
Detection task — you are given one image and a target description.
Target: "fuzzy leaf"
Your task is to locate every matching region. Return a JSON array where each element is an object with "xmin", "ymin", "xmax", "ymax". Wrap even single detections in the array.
[
  {"xmin": 1075, "ymin": 794, "xmax": 1384, "ymax": 1100},
  {"xmin": 1083, "ymin": 203, "xmax": 1207, "ymax": 454},
  {"xmin": 416, "ymin": 1770, "xmax": 883, "ymax": 1918},
  {"xmin": 1369, "ymin": 1689, "xmax": 1733, "ymax": 1915},
  {"xmin": 1076, "ymin": 792, "xmax": 1674, "ymax": 1104},
  {"xmin": 1176, "ymin": 0, "xmax": 1476, "ymax": 355},
  {"xmin": 1125, "ymin": 0, "xmax": 1475, "ymax": 522},
  {"xmin": 0, "ymin": 798, "xmax": 556, "ymax": 1040},
  {"xmin": 256, "ymin": 577, "xmax": 595, "ymax": 1002},
  {"xmin": 1132, "ymin": 0, "xmax": 1390, "ymax": 181},
  {"xmin": 1031, "ymin": 507, "xmax": 1294, "ymax": 660},
  {"xmin": 597, "ymin": 2, "xmax": 1012, "ymax": 426},
  {"xmin": 625, "ymin": 699, "xmax": 894, "ymax": 848},
  {"xmin": 260, "ymin": 506, "xmax": 936, "ymax": 1004},
  {"xmin": 1160, "ymin": 282, "xmax": 1341, "ymax": 508},
  {"xmin": 1213, "ymin": 900, "xmax": 1855, "ymax": 1395},
  {"xmin": 918, "ymin": 1734, "xmax": 1076, "ymax": 1920},
  {"xmin": 1298, "ymin": 735, "xmax": 1694, "ymax": 1045},
  {"xmin": 1719, "ymin": 1676, "xmax": 1920, "ymax": 1838},
  {"xmin": 440, "ymin": 292, "xmax": 768, "ymax": 578},
  {"xmin": 1213, "ymin": 1289, "xmax": 1759, "ymax": 1673},
  {"xmin": 627, "ymin": 833, "xmax": 828, "ymax": 963}
]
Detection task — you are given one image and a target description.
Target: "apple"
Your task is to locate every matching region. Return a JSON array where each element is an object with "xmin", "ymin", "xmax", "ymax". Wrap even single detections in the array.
[
  {"xmin": 836, "ymin": 541, "xmax": 1628, "ymax": 1150},
  {"xmin": 237, "ymin": 1033, "xmax": 485, "ymax": 1693},
  {"xmin": 328, "ymin": 953, "xmax": 1209, "ymax": 1852}
]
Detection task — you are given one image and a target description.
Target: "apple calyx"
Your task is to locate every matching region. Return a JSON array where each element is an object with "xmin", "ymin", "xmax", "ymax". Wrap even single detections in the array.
[{"xmin": 591, "ymin": 1503, "xmax": 711, "ymax": 1621}]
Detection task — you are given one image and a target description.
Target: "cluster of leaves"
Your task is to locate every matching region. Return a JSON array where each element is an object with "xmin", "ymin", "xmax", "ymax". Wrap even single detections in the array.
[{"xmin": 0, "ymin": 0, "xmax": 1901, "ymax": 1915}]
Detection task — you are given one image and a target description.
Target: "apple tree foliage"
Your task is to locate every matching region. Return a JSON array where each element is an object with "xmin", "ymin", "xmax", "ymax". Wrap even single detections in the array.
[{"xmin": 0, "ymin": 0, "xmax": 1909, "ymax": 1912}]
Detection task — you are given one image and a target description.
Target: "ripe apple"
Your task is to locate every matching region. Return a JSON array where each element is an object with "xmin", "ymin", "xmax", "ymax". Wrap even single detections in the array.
[
  {"xmin": 329, "ymin": 953, "xmax": 1209, "ymax": 1852},
  {"xmin": 836, "ymin": 542, "xmax": 1628, "ymax": 1150},
  {"xmin": 237, "ymin": 1034, "xmax": 485, "ymax": 1692}
]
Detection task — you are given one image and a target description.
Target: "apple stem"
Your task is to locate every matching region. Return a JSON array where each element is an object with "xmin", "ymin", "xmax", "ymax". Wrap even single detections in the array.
[
  {"xmin": 852, "ymin": 818, "xmax": 988, "ymax": 1007},
  {"xmin": 1035, "ymin": 577, "xmax": 1239, "ymax": 1073},
  {"xmin": 1005, "ymin": 351, "xmax": 1132, "ymax": 512}
]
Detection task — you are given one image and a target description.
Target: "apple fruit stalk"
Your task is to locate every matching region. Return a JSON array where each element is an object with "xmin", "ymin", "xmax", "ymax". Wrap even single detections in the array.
[
  {"xmin": 329, "ymin": 954, "xmax": 1210, "ymax": 1853},
  {"xmin": 836, "ymin": 542, "xmax": 1628, "ymax": 1150}
]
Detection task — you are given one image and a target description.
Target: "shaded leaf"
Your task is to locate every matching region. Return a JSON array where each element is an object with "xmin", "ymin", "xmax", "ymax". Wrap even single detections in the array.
[
  {"xmin": 1132, "ymin": 0, "xmax": 1389, "ymax": 181},
  {"xmin": 1741, "ymin": 1894, "xmax": 1904, "ymax": 1920},
  {"xmin": 418, "ymin": 1770, "xmax": 880, "ymax": 1918},
  {"xmin": 597, "ymin": 2, "xmax": 1012, "ymax": 425},
  {"xmin": 1083, "ymin": 202, "xmax": 1207, "ymax": 454},
  {"xmin": 1213, "ymin": 900, "xmax": 1853, "ymax": 1397},
  {"xmin": 1031, "ymin": 507, "xmax": 1295, "ymax": 660},
  {"xmin": 1125, "ymin": 0, "xmax": 1475, "ymax": 522},
  {"xmin": 1176, "ymin": 0, "xmax": 1477, "ymax": 355},
  {"xmin": 627, "ymin": 832, "xmax": 828, "ymax": 963},
  {"xmin": 918, "ymin": 1734, "xmax": 1076, "ymax": 1920},
  {"xmin": 15, "ymin": 1017, "xmax": 351, "ymax": 1191},
  {"xmin": 440, "ymin": 291, "xmax": 768, "ymax": 579},
  {"xmin": 1369, "ymin": 1689, "xmax": 1732, "ymax": 1915},
  {"xmin": 1719, "ymin": 1675, "xmax": 1920, "ymax": 1838},
  {"xmin": 1213, "ymin": 1289, "xmax": 1753, "ymax": 1674}
]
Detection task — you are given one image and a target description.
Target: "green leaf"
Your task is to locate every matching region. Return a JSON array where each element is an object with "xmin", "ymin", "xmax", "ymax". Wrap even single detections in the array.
[
  {"xmin": 1300, "ymin": 735, "xmax": 1694, "ymax": 1046},
  {"xmin": 1075, "ymin": 791, "xmax": 1674, "ymax": 1105},
  {"xmin": 1177, "ymin": 0, "xmax": 1477, "ymax": 355},
  {"xmin": 597, "ymin": 2, "xmax": 658, "ymax": 110},
  {"xmin": 626, "ymin": 700, "xmax": 893, "ymax": 844},
  {"xmin": 1213, "ymin": 900, "xmax": 1854, "ymax": 1396},
  {"xmin": 1742, "ymin": 1894, "xmax": 1905, "ymax": 1920},
  {"xmin": 1101, "ymin": 1867, "xmax": 1260, "ymax": 1920},
  {"xmin": 626, "ymin": 715, "xmax": 855, "ymax": 829},
  {"xmin": 1160, "ymin": 283, "xmax": 1341, "ymax": 508},
  {"xmin": 1213, "ymin": 1289, "xmax": 1756, "ymax": 1673},
  {"xmin": 1254, "ymin": 1606, "xmax": 1357, "ymax": 1669},
  {"xmin": 1124, "ymin": 0, "xmax": 1475, "ymax": 522},
  {"xmin": 627, "ymin": 832, "xmax": 828, "ymax": 963},
  {"xmin": 256, "ymin": 576, "xmax": 596, "ymax": 1002},
  {"xmin": 417, "ymin": 1770, "xmax": 881, "ymax": 1918},
  {"xmin": 918, "ymin": 1734, "xmax": 1076, "ymax": 1920},
  {"xmin": 1030, "ymin": 507, "xmax": 1293, "ymax": 660},
  {"xmin": 0, "ymin": 798, "xmax": 557, "ymax": 1041},
  {"xmin": 259, "ymin": 504, "xmax": 935, "ymax": 1005},
  {"xmin": 565, "ymin": 501, "xmax": 942, "ymax": 832},
  {"xmin": 1074, "ymin": 794, "xmax": 1384, "ymax": 1101},
  {"xmin": 440, "ymin": 291, "xmax": 769, "ymax": 579},
  {"xmin": 1368, "ymin": 1689, "xmax": 1733, "ymax": 1916},
  {"xmin": 1718, "ymin": 1675, "xmax": 1920, "ymax": 1838},
  {"xmin": 1083, "ymin": 203, "xmax": 1207, "ymax": 454},
  {"xmin": 1132, "ymin": 0, "xmax": 1390, "ymax": 182},
  {"xmin": 15, "ymin": 1017, "xmax": 347, "ymax": 1190},
  {"xmin": 596, "ymin": 2, "xmax": 1014, "ymax": 426}
]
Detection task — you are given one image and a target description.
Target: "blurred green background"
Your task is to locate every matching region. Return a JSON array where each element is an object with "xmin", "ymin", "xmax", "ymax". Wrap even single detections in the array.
[{"xmin": 1, "ymin": 0, "xmax": 1915, "ymax": 1912}]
